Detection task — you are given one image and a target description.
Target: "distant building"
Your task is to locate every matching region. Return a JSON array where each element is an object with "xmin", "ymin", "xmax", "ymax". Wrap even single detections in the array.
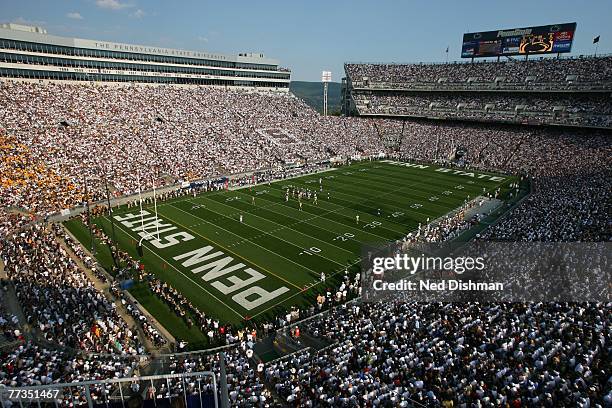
[{"xmin": 0, "ymin": 23, "xmax": 290, "ymax": 90}]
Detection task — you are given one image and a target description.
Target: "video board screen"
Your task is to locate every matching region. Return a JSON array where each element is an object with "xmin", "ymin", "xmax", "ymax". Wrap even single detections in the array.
[{"xmin": 461, "ymin": 23, "xmax": 576, "ymax": 58}]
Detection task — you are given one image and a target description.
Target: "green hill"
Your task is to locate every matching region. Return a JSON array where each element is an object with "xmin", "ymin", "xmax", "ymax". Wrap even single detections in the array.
[{"xmin": 290, "ymin": 81, "xmax": 342, "ymax": 115}]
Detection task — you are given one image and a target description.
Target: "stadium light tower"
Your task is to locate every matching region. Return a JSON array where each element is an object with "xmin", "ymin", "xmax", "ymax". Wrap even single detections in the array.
[{"xmin": 322, "ymin": 71, "xmax": 332, "ymax": 116}]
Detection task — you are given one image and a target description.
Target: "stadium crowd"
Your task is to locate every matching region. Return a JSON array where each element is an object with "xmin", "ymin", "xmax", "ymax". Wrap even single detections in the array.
[
  {"xmin": 110, "ymin": 282, "xmax": 167, "ymax": 348},
  {"xmin": 167, "ymin": 346, "xmax": 273, "ymax": 407},
  {"xmin": 354, "ymin": 93, "xmax": 612, "ymax": 127},
  {"xmin": 0, "ymin": 224, "xmax": 143, "ymax": 355},
  {"xmin": 0, "ymin": 133, "xmax": 84, "ymax": 220},
  {"xmin": 268, "ymin": 301, "xmax": 610, "ymax": 407},
  {"xmin": 146, "ymin": 273, "xmax": 233, "ymax": 347},
  {"xmin": 345, "ymin": 56, "xmax": 612, "ymax": 85},
  {"xmin": 391, "ymin": 122, "xmax": 610, "ymax": 242},
  {"xmin": 346, "ymin": 56, "xmax": 612, "ymax": 128},
  {"xmin": 0, "ymin": 81, "xmax": 385, "ymax": 215},
  {"xmin": 0, "ymin": 75, "xmax": 609, "ymax": 406},
  {"xmin": 0, "ymin": 342, "xmax": 139, "ymax": 387}
]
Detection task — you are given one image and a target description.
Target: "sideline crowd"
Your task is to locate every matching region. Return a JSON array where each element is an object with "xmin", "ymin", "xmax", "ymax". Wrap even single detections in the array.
[{"xmin": 0, "ymin": 77, "xmax": 609, "ymax": 406}]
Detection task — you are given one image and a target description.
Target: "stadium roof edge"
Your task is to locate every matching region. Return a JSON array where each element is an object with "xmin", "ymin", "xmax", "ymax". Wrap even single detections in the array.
[{"xmin": 0, "ymin": 24, "xmax": 281, "ymax": 66}]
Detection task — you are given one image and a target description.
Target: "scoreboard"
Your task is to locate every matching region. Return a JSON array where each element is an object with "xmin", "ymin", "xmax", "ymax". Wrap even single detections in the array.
[{"xmin": 461, "ymin": 23, "xmax": 576, "ymax": 58}]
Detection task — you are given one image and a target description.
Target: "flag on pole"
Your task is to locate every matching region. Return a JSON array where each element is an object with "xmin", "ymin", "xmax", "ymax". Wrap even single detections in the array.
[{"xmin": 593, "ymin": 36, "xmax": 600, "ymax": 44}]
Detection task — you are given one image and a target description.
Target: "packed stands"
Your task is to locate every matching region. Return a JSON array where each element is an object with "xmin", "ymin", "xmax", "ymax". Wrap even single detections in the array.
[
  {"xmin": 0, "ymin": 81, "xmax": 385, "ymax": 214},
  {"xmin": 269, "ymin": 301, "xmax": 610, "ymax": 406},
  {"xmin": 344, "ymin": 56, "xmax": 612, "ymax": 128},
  {"xmin": 345, "ymin": 56, "xmax": 612, "ymax": 89},
  {"xmin": 353, "ymin": 93, "xmax": 612, "ymax": 127},
  {"xmin": 0, "ymin": 77, "xmax": 609, "ymax": 406},
  {"xmin": 2, "ymin": 224, "xmax": 143, "ymax": 354}
]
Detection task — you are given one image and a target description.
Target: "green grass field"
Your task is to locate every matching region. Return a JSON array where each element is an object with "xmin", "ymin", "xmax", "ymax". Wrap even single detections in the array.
[{"xmin": 66, "ymin": 160, "xmax": 517, "ymax": 346}]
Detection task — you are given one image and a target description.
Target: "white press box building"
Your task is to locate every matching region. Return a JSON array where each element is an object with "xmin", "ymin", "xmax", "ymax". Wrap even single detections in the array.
[{"xmin": 0, "ymin": 23, "xmax": 290, "ymax": 90}]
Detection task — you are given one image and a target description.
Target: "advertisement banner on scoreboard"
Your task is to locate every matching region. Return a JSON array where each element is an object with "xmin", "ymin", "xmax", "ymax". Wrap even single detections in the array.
[{"xmin": 461, "ymin": 22, "xmax": 576, "ymax": 58}]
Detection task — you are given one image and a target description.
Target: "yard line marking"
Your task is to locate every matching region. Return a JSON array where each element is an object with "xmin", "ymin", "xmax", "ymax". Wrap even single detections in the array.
[
  {"xmin": 286, "ymin": 175, "xmax": 452, "ymax": 216},
  {"xmin": 187, "ymin": 197, "xmax": 356, "ymax": 258},
  {"xmin": 336, "ymin": 169, "xmax": 482, "ymax": 207},
  {"xmin": 99, "ymin": 161, "xmax": 513, "ymax": 326},
  {"xmin": 328, "ymin": 175, "xmax": 456, "ymax": 210},
  {"xmin": 165, "ymin": 204, "xmax": 314, "ymax": 289},
  {"xmin": 248, "ymin": 257, "xmax": 364, "ymax": 320},
  {"xmin": 262, "ymin": 172, "xmax": 433, "ymax": 233},
  {"xmin": 230, "ymin": 189, "xmax": 394, "ymax": 241},
  {"xmin": 108, "ymin": 215, "xmax": 247, "ymax": 320},
  {"xmin": 263, "ymin": 183, "xmax": 414, "ymax": 231},
  {"xmin": 161, "ymin": 193, "xmax": 287, "ymax": 221}
]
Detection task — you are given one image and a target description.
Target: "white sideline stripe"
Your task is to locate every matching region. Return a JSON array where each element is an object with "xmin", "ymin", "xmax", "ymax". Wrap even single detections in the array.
[
  {"xmin": 110, "ymin": 217, "xmax": 247, "ymax": 319},
  {"xmin": 167, "ymin": 203, "xmax": 327, "ymax": 280},
  {"xmin": 249, "ymin": 257, "xmax": 364, "ymax": 319}
]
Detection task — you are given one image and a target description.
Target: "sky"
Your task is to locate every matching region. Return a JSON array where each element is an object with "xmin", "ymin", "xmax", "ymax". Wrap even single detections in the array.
[{"xmin": 1, "ymin": 0, "xmax": 610, "ymax": 82}]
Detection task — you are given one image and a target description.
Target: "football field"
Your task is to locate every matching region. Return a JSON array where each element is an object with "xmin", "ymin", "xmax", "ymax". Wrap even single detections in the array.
[{"xmin": 79, "ymin": 160, "xmax": 515, "ymax": 342}]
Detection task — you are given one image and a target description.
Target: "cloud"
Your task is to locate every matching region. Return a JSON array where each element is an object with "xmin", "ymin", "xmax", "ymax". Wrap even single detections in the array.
[
  {"xmin": 197, "ymin": 36, "xmax": 209, "ymax": 43},
  {"xmin": 13, "ymin": 17, "xmax": 47, "ymax": 26},
  {"xmin": 66, "ymin": 12, "xmax": 83, "ymax": 20},
  {"xmin": 95, "ymin": 0, "xmax": 132, "ymax": 10},
  {"xmin": 131, "ymin": 9, "xmax": 145, "ymax": 18}
]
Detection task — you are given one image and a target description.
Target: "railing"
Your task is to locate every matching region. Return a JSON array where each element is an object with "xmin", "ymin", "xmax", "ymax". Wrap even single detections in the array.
[
  {"xmin": 353, "ymin": 104, "xmax": 612, "ymax": 129},
  {"xmin": 38, "ymin": 160, "xmax": 333, "ymax": 224},
  {"xmin": 349, "ymin": 80, "xmax": 612, "ymax": 92},
  {"xmin": 0, "ymin": 371, "xmax": 217, "ymax": 408},
  {"xmin": 344, "ymin": 53, "xmax": 612, "ymax": 67}
]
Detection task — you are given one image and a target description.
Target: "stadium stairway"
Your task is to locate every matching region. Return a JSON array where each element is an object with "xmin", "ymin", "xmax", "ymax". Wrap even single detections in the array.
[
  {"xmin": 253, "ymin": 327, "xmax": 332, "ymax": 364},
  {"xmin": 253, "ymin": 331, "xmax": 303, "ymax": 363},
  {"xmin": 55, "ymin": 227, "xmax": 165, "ymax": 354},
  {"xmin": 298, "ymin": 331, "xmax": 332, "ymax": 351},
  {"xmin": 0, "ymin": 279, "xmax": 31, "ymax": 339},
  {"xmin": 0, "ymin": 337, "xmax": 21, "ymax": 352},
  {"xmin": 502, "ymin": 135, "xmax": 527, "ymax": 167}
]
